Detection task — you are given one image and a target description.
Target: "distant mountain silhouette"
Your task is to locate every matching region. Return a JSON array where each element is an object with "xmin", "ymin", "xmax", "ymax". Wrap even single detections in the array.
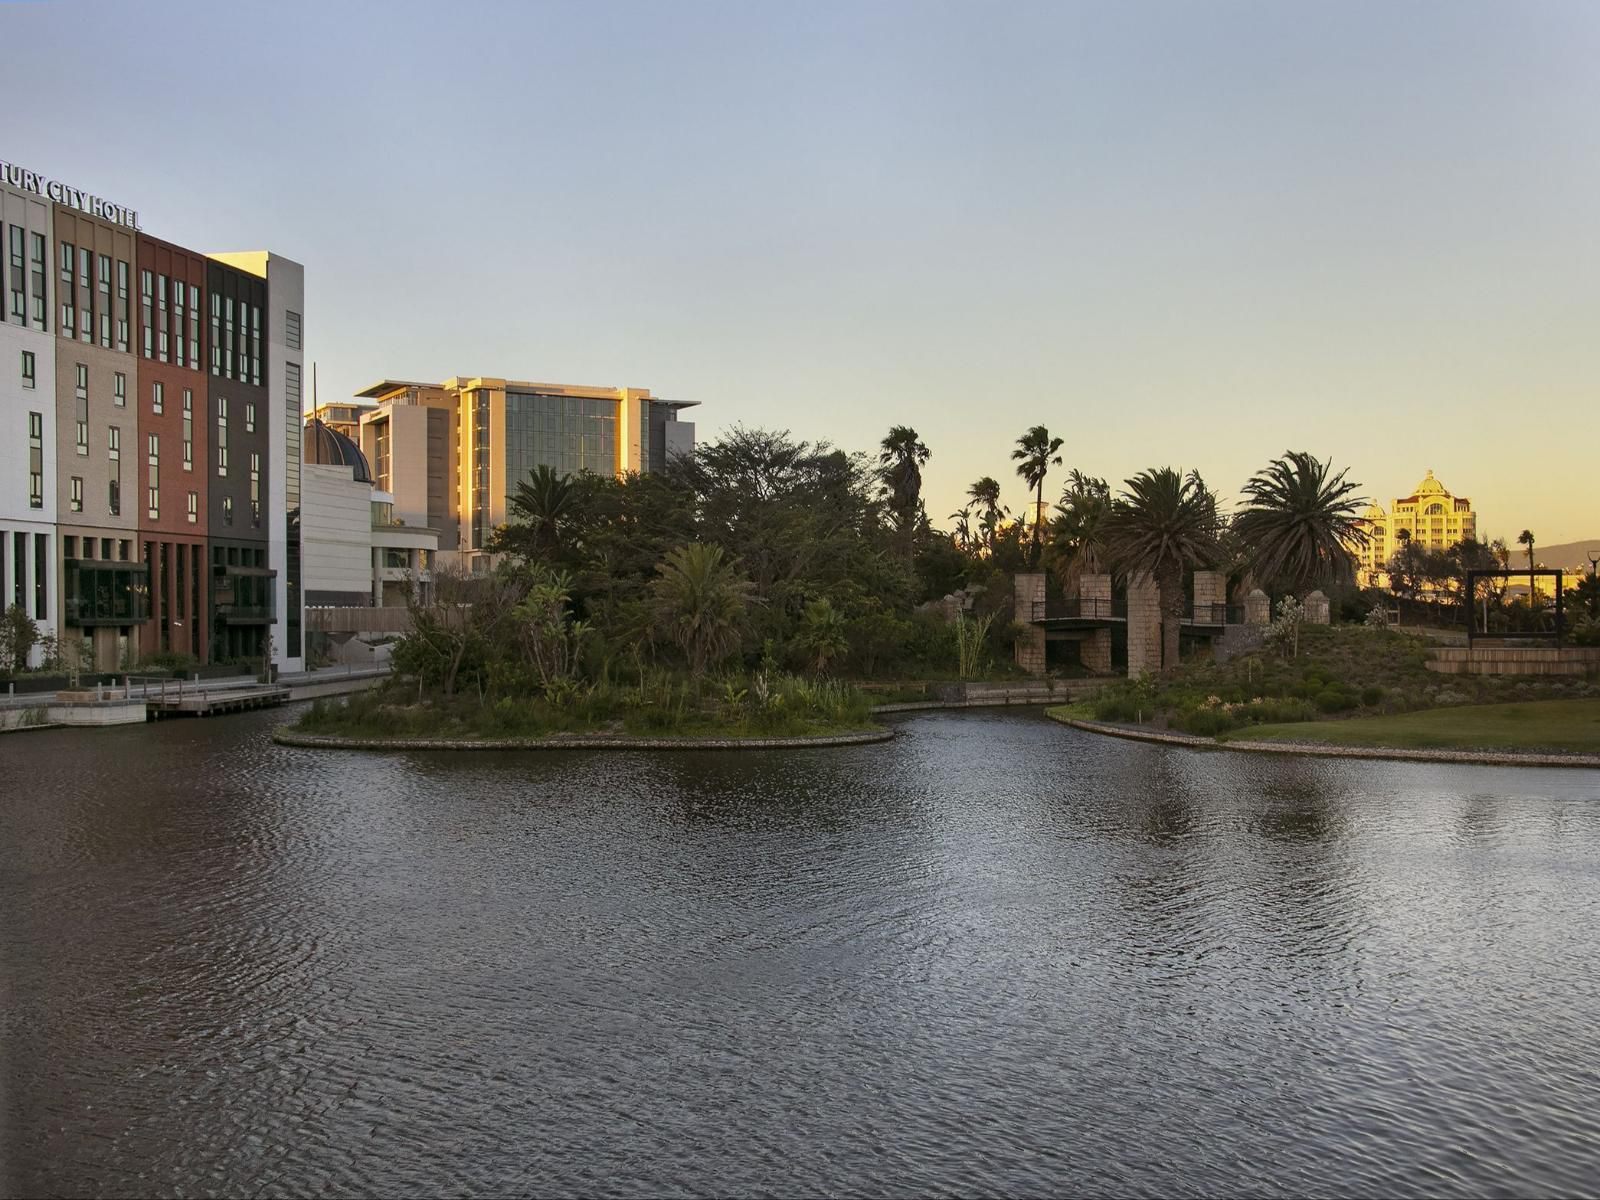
[{"xmin": 1519, "ymin": 539, "xmax": 1600, "ymax": 571}]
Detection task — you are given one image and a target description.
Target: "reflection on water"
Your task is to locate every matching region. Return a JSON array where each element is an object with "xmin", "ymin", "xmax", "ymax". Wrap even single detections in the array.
[{"xmin": 3, "ymin": 707, "xmax": 1600, "ymax": 1198}]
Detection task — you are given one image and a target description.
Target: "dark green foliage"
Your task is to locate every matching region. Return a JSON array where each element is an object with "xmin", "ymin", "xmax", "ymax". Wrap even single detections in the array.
[
  {"xmin": 1086, "ymin": 624, "xmax": 1581, "ymax": 738},
  {"xmin": 1232, "ymin": 450, "xmax": 1367, "ymax": 592}
]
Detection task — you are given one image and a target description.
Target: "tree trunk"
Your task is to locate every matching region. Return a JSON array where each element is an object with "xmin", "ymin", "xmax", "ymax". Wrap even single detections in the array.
[{"xmin": 1158, "ymin": 565, "xmax": 1183, "ymax": 674}]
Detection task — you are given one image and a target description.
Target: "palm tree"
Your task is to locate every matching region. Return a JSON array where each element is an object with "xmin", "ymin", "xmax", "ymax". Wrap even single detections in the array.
[
  {"xmin": 967, "ymin": 477, "xmax": 1007, "ymax": 552},
  {"xmin": 950, "ymin": 506, "xmax": 975, "ymax": 552},
  {"xmin": 647, "ymin": 543, "xmax": 754, "ymax": 678},
  {"xmin": 507, "ymin": 464, "xmax": 579, "ymax": 557},
  {"xmin": 1045, "ymin": 470, "xmax": 1111, "ymax": 587},
  {"xmin": 878, "ymin": 426, "xmax": 930, "ymax": 551},
  {"xmin": 1518, "ymin": 529, "xmax": 1538, "ymax": 613},
  {"xmin": 1103, "ymin": 467, "xmax": 1222, "ymax": 673},
  {"xmin": 1232, "ymin": 451, "xmax": 1368, "ymax": 594},
  {"xmin": 1011, "ymin": 426, "xmax": 1064, "ymax": 567}
]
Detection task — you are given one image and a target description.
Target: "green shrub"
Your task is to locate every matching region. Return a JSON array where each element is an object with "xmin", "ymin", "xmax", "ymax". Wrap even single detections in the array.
[{"xmin": 1360, "ymin": 685, "xmax": 1385, "ymax": 706}]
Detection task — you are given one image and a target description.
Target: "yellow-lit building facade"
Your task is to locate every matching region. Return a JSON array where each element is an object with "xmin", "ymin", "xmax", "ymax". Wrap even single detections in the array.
[
  {"xmin": 354, "ymin": 376, "xmax": 697, "ymax": 568},
  {"xmin": 1352, "ymin": 470, "xmax": 1478, "ymax": 587}
]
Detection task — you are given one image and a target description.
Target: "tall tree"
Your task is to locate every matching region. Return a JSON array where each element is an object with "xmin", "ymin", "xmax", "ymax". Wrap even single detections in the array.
[
  {"xmin": 1518, "ymin": 528, "xmax": 1538, "ymax": 609},
  {"xmin": 502, "ymin": 464, "xmax": 581, "ymax": 559},
  {"xmin": 878, "ymin": 426, "xmax": 931, "ymax": 551},
  {"xmin": 967, "ymin": 477, "xmax": 1007, "ymax": 552},
  {"xmin": 1104, "ymin": 467, "xmax": 1222, "ymax": 673},
  {"xmin": 1011, "ymin": 426, "xmax": 1064, "ymax": 567},
  {"xmin": 1232, "ymin": 450, "xmax": 1368, "ymax": 594},
  {"xmin": 1045, "ymin": 470, "xmax": 1112, "ymax": 587},
  {"xmin": 647, "ymin": 542, "xmax": 754, "ymax": 678}
]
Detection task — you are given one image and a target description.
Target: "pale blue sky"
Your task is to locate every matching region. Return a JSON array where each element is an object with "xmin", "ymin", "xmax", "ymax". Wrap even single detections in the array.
[{"xmin": 8, "ymin": 0, "xmax": 1598, "ymax": 540}]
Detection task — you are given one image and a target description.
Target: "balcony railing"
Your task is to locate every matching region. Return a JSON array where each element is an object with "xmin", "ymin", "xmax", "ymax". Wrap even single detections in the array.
[{"xmin": 1031, "ymin": 597, "xmax": 1122, "ymax": 622}]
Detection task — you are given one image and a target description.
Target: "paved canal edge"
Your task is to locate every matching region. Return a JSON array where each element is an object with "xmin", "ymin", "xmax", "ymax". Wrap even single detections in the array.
[
  {"xmin": 273, "ymin": 727, "xmax": 897, "ymax": 752},
  {"xmin": 1048, "ymin": 712, "xmax": 1600, "ymax": 770}
]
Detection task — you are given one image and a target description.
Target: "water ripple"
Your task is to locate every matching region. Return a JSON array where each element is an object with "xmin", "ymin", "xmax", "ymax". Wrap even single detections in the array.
[{"xmin": 4, "ymin": 706, "xmax": 1600, "ymax": 1197}]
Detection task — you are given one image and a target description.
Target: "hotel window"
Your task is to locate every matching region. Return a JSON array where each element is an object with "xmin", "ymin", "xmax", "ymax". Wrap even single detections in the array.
[
  {"xmin": 28, "ymin": 412, "xmax": 44, "ymax": 509},
  {"xmin": 250, "ymin": 452, "xmax": 261, "ymax": 525},
  {"xmin": 147, "ymin": 434, "xmax": 160, "ymax": 519},
  {"xmin": 74, "ymin": 366, "xmax": 88, "ymax": 454},
  {"xmin": 140, "ymin": 269, "xmax": 154, "ymax": 357},
  {"xmin": 78, "ymin": 247, "xmax": 92, "ymax": 342},
  {"xmin": 285, "ymin": 309, "xmax": 301, "ymax": 351},
  {"xmin": 116, "ymin": 260, "xmax": 130, "ymax": 351},
  {"xmin": 33, "ymin": 533, "xmax": 46, "ymax": 620},
  {"xmin": 30, "ymin": 232, "xmax": 46, "ymax": 330},
  {"xmin": 224, "ymin": 296, "xmax": 234, "ymax": 379},
  {"xmin": 187, "ymin": 490, "xmax": 198, "ymax": 524},
  {"xmin": 173, "ymin": 276, "xmax": 186, "ymax": 366},
  {"xmin": 21, "ymin": 349, "xmax": 34, "ymax": 388},
  {"xmin": 217, "ymin": 397, "xmax": 229, "ymax": 475},
  {"xmin": 222, "ymin": 495, "xmax": 233, "ymax": 526},
  {"xmin": 114, "ymin": 371, "xmax": 126, "ymax": 407},
  {"xmin": 210, "ymin": 292, "xmax": 221, "ymax": 374},
  {"xmin": 182, "ymin": 390, "xmax": 193, "ymax": 469},
  {"xmin": 97, "ymin": 254, "xmax": 111, "ymax": 346},
  {"xmin": 70, "ymin": 476, "xmax": 83, "ymax": 513},
  {"xmin": 7, "ymin": 226, "xmax": 22, "ymax": 323},
  {"xmin": 188, "ymin": 285, "xmax": 200, "ymax": 369},
  {"xmin": 158, "ymin": 274, "xmax": 170, "ymax": 362},
  {"xmin": 108, "ymin": 425, "xmax": 120, "ymax": 461},
  {"xmin": 250, "ymin": 303, "xmax": 261, "ymax": 384},
  {"xmin": 152, "ymin": 380, "xmax": 164, "ymax": 414},
  {"xmin": 59, "ymin": 242, "xmax": 75, "ymax": 336},
  {"xmin": 245, "ymin": 401, "xmax": 255, "ymax": 433}
]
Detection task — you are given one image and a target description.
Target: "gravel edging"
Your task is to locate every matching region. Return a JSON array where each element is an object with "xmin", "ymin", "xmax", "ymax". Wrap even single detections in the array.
[
  {"xmin": 1048, "ymin": 713, "xmax": 1600, "ymax": 769},
  {"xmin": 273, "ymin": 727, "xmax": 895, "ymax": 752}
]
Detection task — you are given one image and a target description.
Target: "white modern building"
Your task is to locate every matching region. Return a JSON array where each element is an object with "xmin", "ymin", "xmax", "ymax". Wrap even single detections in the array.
[{"xmin": 1, "ymin": 179, "xmax": 58, "ymax": 665}]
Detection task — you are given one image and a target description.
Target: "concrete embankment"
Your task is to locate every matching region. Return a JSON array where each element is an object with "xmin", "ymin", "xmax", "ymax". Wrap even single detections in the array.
[{"xmin": 1048, "ymin": 712, "xmax": 1600, "ymax": 770}]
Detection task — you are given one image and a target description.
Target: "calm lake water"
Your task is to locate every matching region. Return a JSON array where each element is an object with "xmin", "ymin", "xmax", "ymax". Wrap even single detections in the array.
[{"xmin": 3, "ymin": 706, "xmax": 1600, "ymax": 1197}]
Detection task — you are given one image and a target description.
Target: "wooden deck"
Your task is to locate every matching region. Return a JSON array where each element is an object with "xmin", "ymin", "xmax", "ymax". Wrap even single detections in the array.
[{"xmin": 125, "ymin": 677, "xmax": 292, "ymax": 718}]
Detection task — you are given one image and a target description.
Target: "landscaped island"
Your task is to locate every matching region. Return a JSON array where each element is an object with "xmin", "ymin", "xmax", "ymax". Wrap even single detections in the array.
[
  {"xmin": 288, "ymin": 670, "xmax": 887, "ymax": 749},
  {"xmin": 1049, "ymin": 623, "xmax": 1600, "ymax": 761}
]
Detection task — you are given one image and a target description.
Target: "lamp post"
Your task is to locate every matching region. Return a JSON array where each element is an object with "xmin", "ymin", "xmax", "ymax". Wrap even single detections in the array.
[{"xmin": 1589, "ymin": 550, "xmax": 1599, "ymax": 580}]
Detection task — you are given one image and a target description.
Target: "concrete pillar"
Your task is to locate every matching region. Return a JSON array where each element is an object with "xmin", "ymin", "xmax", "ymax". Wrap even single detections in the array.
[
  {"xmin": 1013, "ymin": 573, "xmax": 1046, "ymax": 677},
  {"xmin": 1245, "ymin": 588, "xmax": 1271, "ymax": 626},
  {"xmin": 1305, "ymin": 589, "xmax": 1331, "ymax": 625},
  {"xmin": 1193, "ymin": 570, "xmax": 1225, "ymax": 621},
  {"xmin": 1126, "ymin": 570, "xmax": 1162, "ymax": 678},
  {"xmin": 1078, "ymin": 573, "xmax": 1115, "ymax": 673}
]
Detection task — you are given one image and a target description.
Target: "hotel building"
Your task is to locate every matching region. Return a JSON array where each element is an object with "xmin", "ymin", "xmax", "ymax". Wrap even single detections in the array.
[
  {"xmin": 353, "ymin": 377, "xmax": 697, "ymax": 566},
  {"xmin": 1352, "ymin": 470, "xmax": 1479, "ymax": 588},
  {"xmin": 0, "ymin": 157, "xmax": 304, "ymax": 673}
]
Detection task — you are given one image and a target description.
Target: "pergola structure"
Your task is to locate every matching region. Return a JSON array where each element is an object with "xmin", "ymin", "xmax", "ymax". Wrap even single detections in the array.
[{"xmin": 1463, "ymin": 568, "xmax": 1566, "ymax": 645}]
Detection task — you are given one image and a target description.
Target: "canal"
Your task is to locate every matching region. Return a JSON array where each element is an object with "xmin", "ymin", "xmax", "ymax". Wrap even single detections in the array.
[{"xmin": 3, "ymin": 707, "xmax": 1599, "ymax": 1197}]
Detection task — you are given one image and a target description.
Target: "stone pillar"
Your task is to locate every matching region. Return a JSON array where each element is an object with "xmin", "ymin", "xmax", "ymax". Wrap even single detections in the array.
[
  {"xmin": 1079, "ymin": 572, "xmax": 1113, "ymax": 673},
  {"xmin": 1305, "ymin": 590, "xmax": 1331, "ymax": 625},
  {"xmin": 1245, "ymin": 588, "xmax": 1271, "ymax": 626},
  {"xmin": 1013, "ymin": 573, "xmax": 1046, "ymax": 677},
  {"xmin": 1193, "ymin": 570, "xmax": 1225, "ymax": 621},
  {"xmin": 1126, "ymin": 570, "xmax": 1162, "ymax": 678}
]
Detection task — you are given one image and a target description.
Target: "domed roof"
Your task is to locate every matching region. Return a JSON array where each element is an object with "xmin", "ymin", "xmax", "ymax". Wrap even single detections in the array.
[
  {"xmin": 304, "ymin": 418, "xmax": 372, "ymax": 483},
  {"xmin": 1414, "ymin": 469, "xmax": 1446, "ymax": 495}
]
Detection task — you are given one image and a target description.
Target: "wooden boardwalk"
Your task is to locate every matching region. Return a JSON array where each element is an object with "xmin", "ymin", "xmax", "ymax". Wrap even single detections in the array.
[{"xmin": 126, "ymin": 677, "xmax": 292, "ymax": 719}]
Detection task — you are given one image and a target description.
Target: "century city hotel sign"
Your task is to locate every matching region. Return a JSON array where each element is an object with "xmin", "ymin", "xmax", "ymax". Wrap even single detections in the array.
[{"xmin": 0, "ymin": 158, "xmax": 141, "ymax": 230}]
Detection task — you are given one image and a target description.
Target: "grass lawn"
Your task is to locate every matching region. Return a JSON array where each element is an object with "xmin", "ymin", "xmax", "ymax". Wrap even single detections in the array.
[{"xmin": 1225, "ymin": 699, "xmax": 1600, "ymax": 754}]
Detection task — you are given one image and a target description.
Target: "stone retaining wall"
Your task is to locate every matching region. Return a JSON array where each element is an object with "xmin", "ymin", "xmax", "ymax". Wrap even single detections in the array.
[
  {"xmin": 275, "ymin": 728, "xmax": 897, "ymax": 752},
  {"xmin": 1428, "ymin": 646, "xmax": 1600, "ymax": 677}
]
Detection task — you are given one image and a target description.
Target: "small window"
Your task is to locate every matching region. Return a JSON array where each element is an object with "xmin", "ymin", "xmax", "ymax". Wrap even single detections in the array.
[
  {"xmin": 245, "ymin": 402, "xmax": 255, "ymax": 432},
  {"xmin": 285, "ymin": 309, "xmax": 301, "ymax": 350},
  {"xmin": 75, "ymin": 363, "xmax": 87, "ymax": 397},
  {"xmin": 187, "ymin": 491, "xmax": 198, "ymax": 524},
  {"xmin": 20, "ymin": 350, "xmax": 34, "ymax": 388},
  {"xmin": 223, "ymin": 496, "xmax": 233, "ymax": 525},
  {"xmin": 152, "ymin": 380, "xmax": 164, "ymax": 413},
  {"xmin": 70, "ymin": 476, "xmax": 83, "ymax": 512},
  {"xmin": 114, "ymin": 372, "xmax": 126, "ymax": 406}
]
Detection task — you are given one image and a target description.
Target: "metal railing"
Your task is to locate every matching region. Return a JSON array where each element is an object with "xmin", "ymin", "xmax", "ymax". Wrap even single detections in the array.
[
  {"xmin": 123, "ymin": 675, "xmax": 187, "ymax": 706},
  {"xmin": 1031, "ymin": 597, "xmax": 1122, "ymax": 622}
]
